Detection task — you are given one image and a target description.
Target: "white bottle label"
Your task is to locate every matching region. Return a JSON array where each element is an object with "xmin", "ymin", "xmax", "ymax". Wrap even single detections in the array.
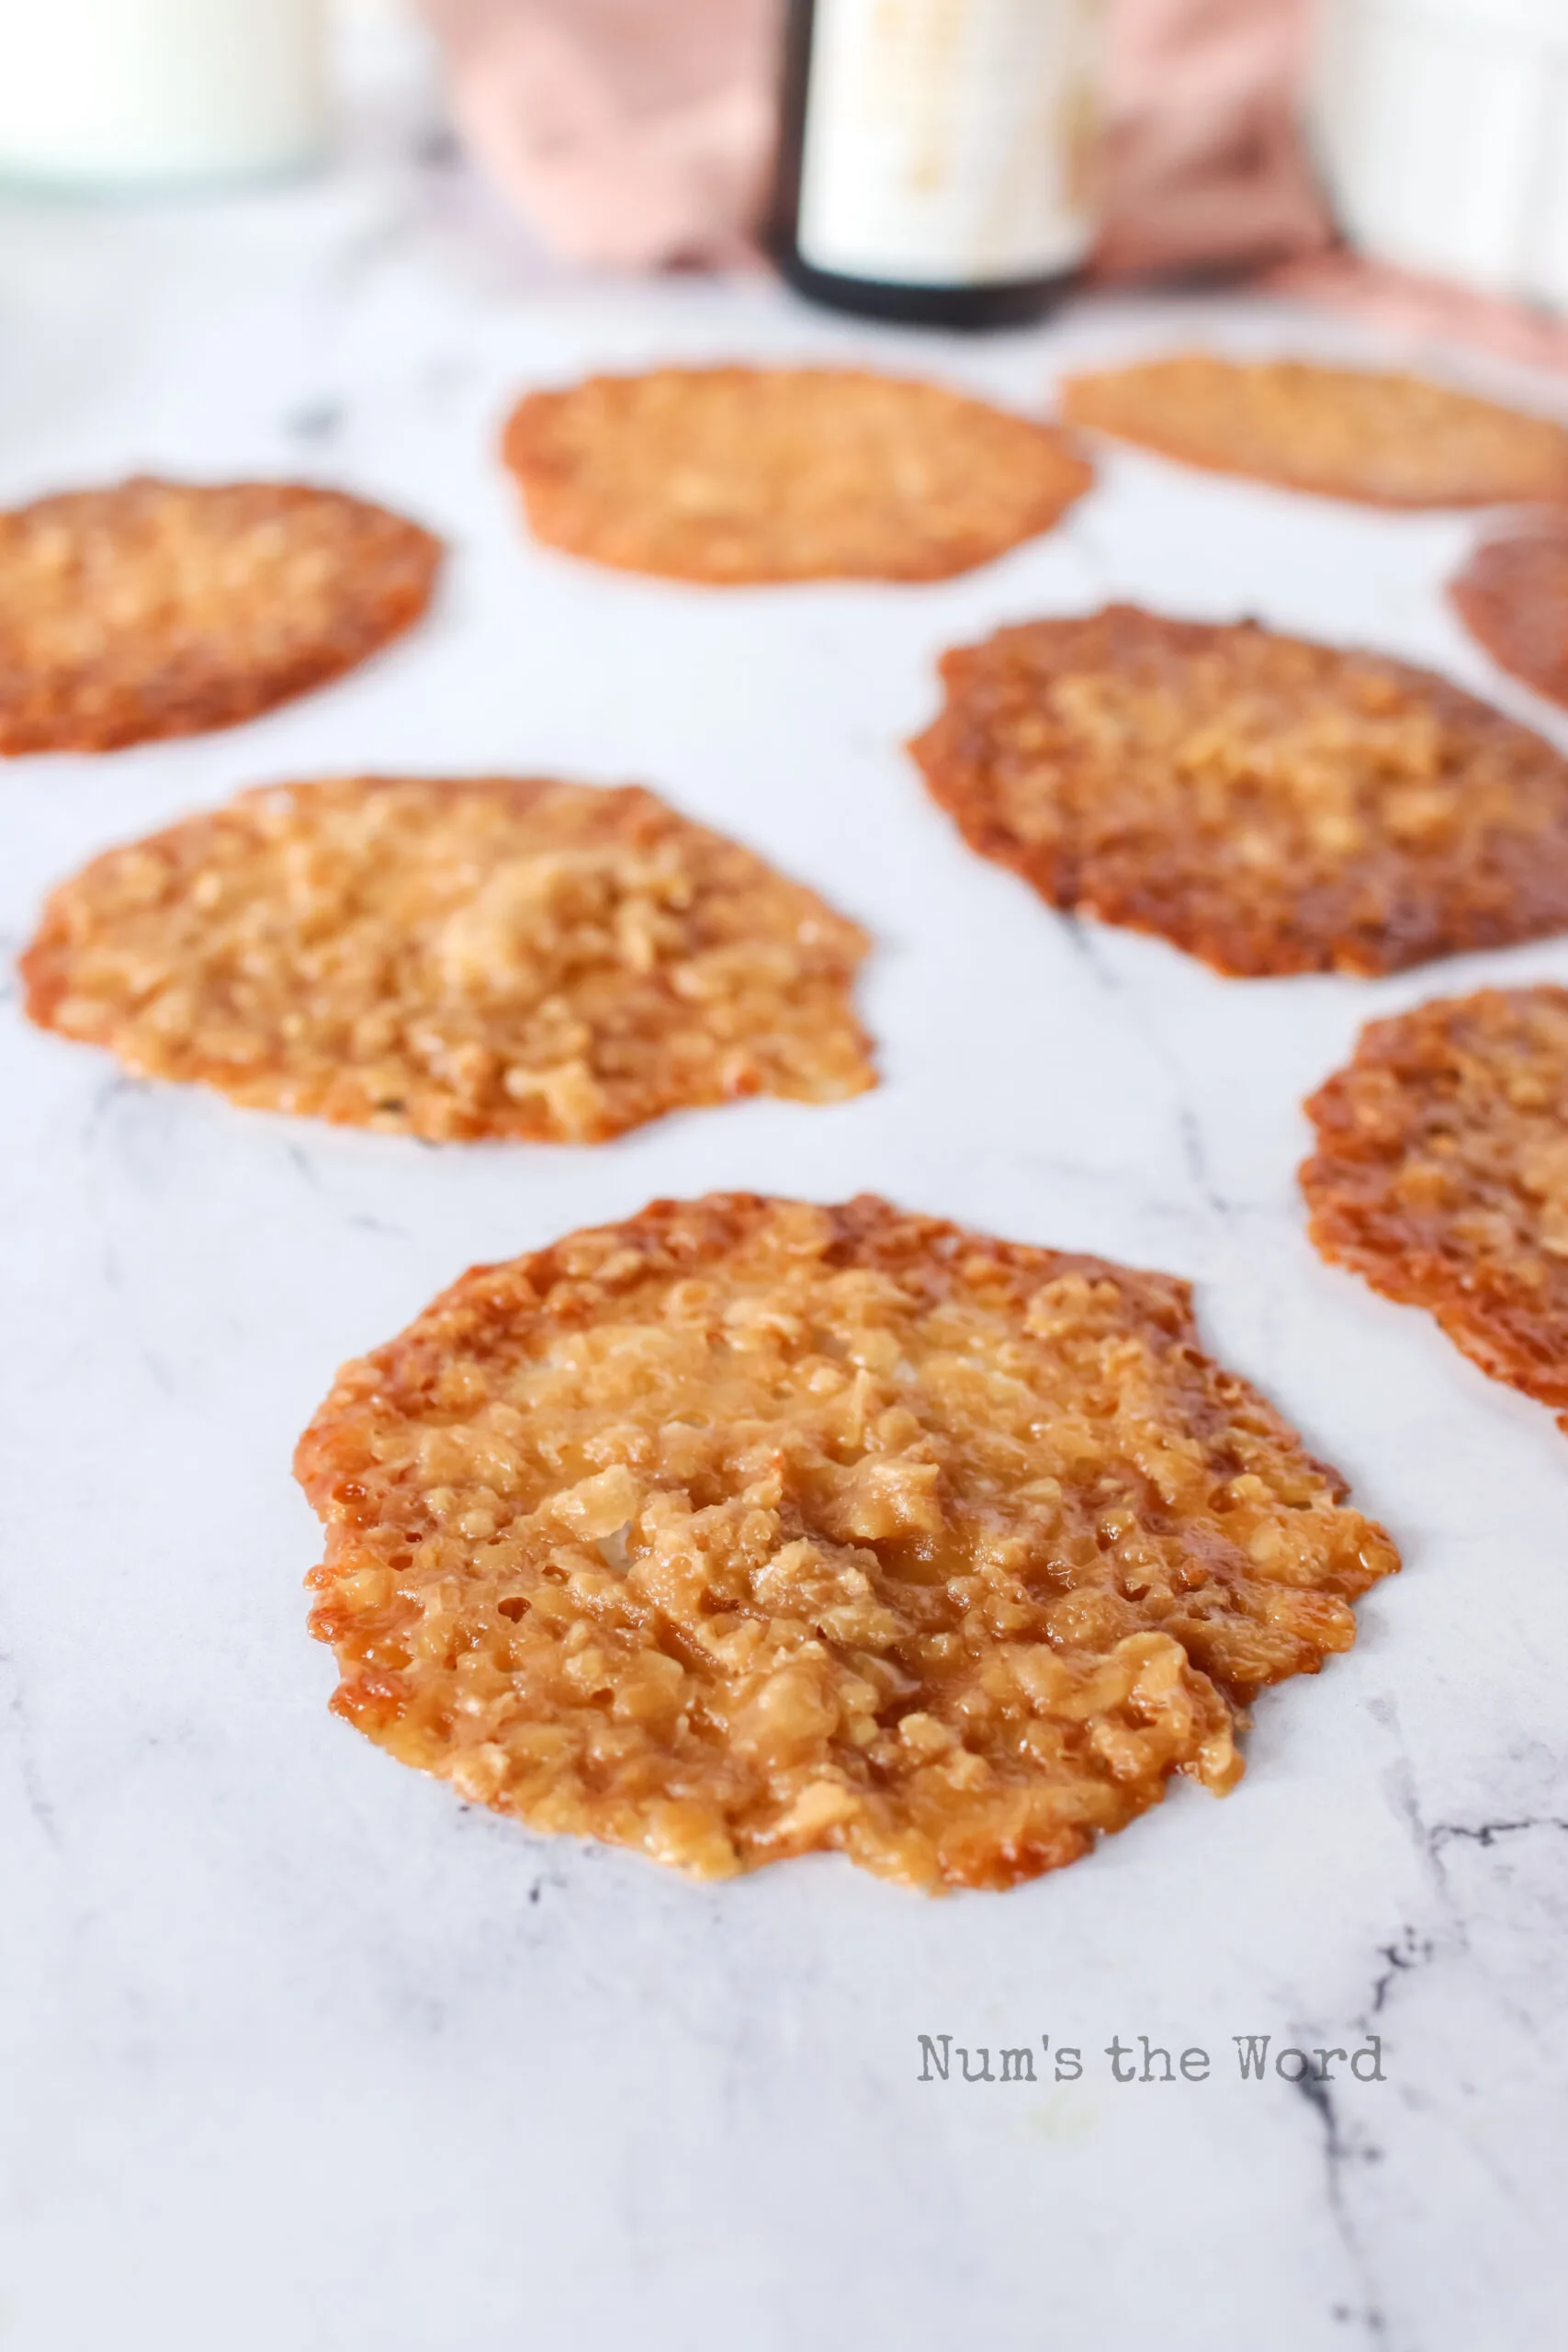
[{"xmin": 796, "ymin": 0, "xmax": 1100, "ymax": 287}]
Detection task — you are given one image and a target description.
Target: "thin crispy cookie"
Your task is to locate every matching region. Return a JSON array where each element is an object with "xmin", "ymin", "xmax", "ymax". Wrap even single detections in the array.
[
  {"xmin": 1450, "ymin": 516, "xmax": 1568, "ymax": 713},
  {"xmin": 1060, "ymin": 354, "xmax": 1568, "ymax": 509},
  {"xmin": 909, "ymin": 604, "xmax": 1568, "ymax": 978},
  {"xmin": 1303, "ymin": 987, "xmax": 1568, "ymax": 1430},
  {"xmin": 502, "ymin": 367, "xmax": 1092, "ymax": 583},
  {"xmin": 20, "ymin": 776, "xmax": 874, "ymax": 1142},
  {"xmin": 297, "ymin": 1193, "xmax": 1397, "ymax": 1893},
  {"xmin": 0, "ymin": 478, "xmax": 441, "ymax": 753}
]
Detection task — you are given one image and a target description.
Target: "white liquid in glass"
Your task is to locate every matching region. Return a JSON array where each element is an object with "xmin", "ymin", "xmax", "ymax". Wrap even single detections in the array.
[{"xmin": 0, "ymin": 0, "xmax": 328, "ymax": 187}]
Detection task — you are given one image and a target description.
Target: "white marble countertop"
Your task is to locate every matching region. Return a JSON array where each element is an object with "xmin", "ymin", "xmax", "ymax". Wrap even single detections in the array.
[{"xmin": 4, "ymin": 30, "xmax": 1568, "ymax": 2352}]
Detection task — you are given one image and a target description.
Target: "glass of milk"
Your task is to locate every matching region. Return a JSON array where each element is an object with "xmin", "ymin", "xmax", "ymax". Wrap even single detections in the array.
[
  {"xmin": 0, "ymin": 0, "xmax": 329, "ymax": 188},
  {"xmin": 1310, "ymin": 0, "xmax": 1568, "ymax": 314}
]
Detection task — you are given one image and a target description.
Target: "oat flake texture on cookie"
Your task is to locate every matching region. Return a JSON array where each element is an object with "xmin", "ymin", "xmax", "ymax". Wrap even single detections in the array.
[
  {"xmin": 910, "ymin": 604, "xmax": 1568, "ymax": 978},
  {"xmin": 1060, "ymin": 355, "xmax": 1568, "ymax": 510},
  {"xmin": 19, "ymin": 776, "xmax": 874, "ymax": 1142},
  {"xmin": 0, "ymin": 478, "xmax": 441, "ymax": 752},
  {"xmin": 296, "ymin": 1194, "xmax": 1398, "ymax": 1893},
  {"xmin": 502, "ymin": 367, "xmax": 1093, "ymax": 584},
  {"xmin": 1303, "ymin": 987, "xmax": 1568, "ymax": 1432}
]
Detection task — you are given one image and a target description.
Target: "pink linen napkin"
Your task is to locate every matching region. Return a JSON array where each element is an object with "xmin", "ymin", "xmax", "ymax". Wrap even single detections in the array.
[
  {"xmin": 418, "ymin": 0, "xmax": 783, "ymax": 268},
  {"xmin": 1093, "ymin": 0, "xmax": 1330, "ymax": 280},
  {"xmin": 1265, "ymin": 252, "xmax": 1568, "ymax": 376}
]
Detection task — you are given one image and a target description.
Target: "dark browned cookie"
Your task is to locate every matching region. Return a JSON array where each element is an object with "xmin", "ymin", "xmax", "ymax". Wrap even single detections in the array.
[
  {"xmin": 298, "ymin": 1192, "xmax": 1397, "ymax": 1892},
  {"xmin": 502, "ymin": 366, "xmax": 1092, "ymax": 583},
  {"xmin": 0, "ymin": 477, "xmax": 441, "ymax": 752},
  {"xmin": 20, "ymin": 775, "xmax": 874, "ymax": 1142},
  {"xmin": 909, "ymin": 604, "xmax": 1568, "ymax": 977},
  {"xmin": 1060, "ymin": 354, "xmax": 1568, "ymax": 508},
  {"xmin": 1303, "ymin": 987, "xmax": 1568, "ymax": 1429},
  {"xmin": 1450, "ymin": 516, "xmax": 1568, "ymax": 712}
]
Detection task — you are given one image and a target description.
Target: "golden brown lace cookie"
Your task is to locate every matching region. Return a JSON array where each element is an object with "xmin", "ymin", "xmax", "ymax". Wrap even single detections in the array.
[
  {"xmin": 297, "ymin": 1193, "xmax": 1398, "ymax": 1892},
  {"xmin": 1450, "ymin": 517, "xmax": 1568, "ymax": 712},
  {"xmin": 1060, "ymin": 355, "xmax": 1568, "ymax": 509},
  {"xmin": 1303, "ymin": 987, "xmax": 1568, "ymax": 1427},
  {"xmin": 0, "ymin": 477, "xmax": 441, "ymax": 752},
  {"xmin": 502, "ymin": 366, "xmax": 1092, "ymax": 583},
  {"xmin": 19, "ymin": 776, "xmax": 874, "ymax": 1141},
  {"xmin": 909, "ymin": 604, "xmax": 1568, "ymax": 977}
]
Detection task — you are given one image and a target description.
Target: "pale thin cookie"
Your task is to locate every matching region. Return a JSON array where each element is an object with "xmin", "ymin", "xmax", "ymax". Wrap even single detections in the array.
[
  {"xmin": 298, "ymin": 1193, "xmax": 1398, "ymax": 1893},
  {"xmin": 1303, "ymin": 987, "xmax": 1568, "ymax": 1430},
  {"xmin": 502, "ymin": 366, "xmax": 1092, "ymax": 583},
  {"xmin": 910, "ymin": 604, "xmax": 1568, "ymax": 977},
  {"xmin": 20, "ymin": 776, "xmax": 874, "ymax": 1142},
  {"xmin": 1060, "ymin": 354, "xmax": 1568, "ymax": 509},
  {"xmin": 0, "ymin": 477, "xmax": 441, "ymax": 752}
]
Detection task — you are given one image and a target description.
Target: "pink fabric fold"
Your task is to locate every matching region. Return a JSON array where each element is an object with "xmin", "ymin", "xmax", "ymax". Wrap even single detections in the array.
[
  {"xmin": 419, "ymin": 0, "xmax": 782, "ymax": 269},
  {"xmin": 1093, "ymin": 0, "xmax": 1330, "ymax": 280},
  {"xmin": 1265, "ymin": 252, "xmax": 1568, "ymax": 377}
]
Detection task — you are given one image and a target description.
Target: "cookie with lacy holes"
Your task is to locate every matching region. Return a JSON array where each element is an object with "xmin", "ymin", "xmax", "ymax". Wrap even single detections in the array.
[
  {"xmin": 0, "ymin": 478, "xmax": 440, "ymax": 752},
  {"xmin": 1303, "ymin": 986, "xmax": 1568, "ymax": 1430},
  {"xmin": 1060, "ymin": 355, "xmax": 1568, "ymax": 509},
  {"xmin": 502, "ymin": 367, "xmax": 1092, "ymax": 584},
  {"xmin": 910, "ymin": 605, "xmax": 1568, "ymax": 977},
  {"xmin": 19, "ymin": 775, "xmax": 874, "ymax": 1141},
  {"xmin": 297, "ymin": 1193, "xmax": 1398, "ymax": 1892},
  {"xmin": 1450, "ymin": 516, "xmax": 1568, "ymax": 714}
]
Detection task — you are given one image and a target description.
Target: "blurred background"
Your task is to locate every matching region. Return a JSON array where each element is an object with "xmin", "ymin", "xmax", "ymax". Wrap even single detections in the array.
[{"xmin": 0, "ymin": 0, "xmax": 1564, "ymax": 364}]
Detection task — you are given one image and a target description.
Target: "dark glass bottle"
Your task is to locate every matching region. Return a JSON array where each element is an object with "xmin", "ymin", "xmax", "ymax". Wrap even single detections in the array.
[{"xmin": 767, "ymin": 0, "xmax": 1101, "ymax": 331}]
